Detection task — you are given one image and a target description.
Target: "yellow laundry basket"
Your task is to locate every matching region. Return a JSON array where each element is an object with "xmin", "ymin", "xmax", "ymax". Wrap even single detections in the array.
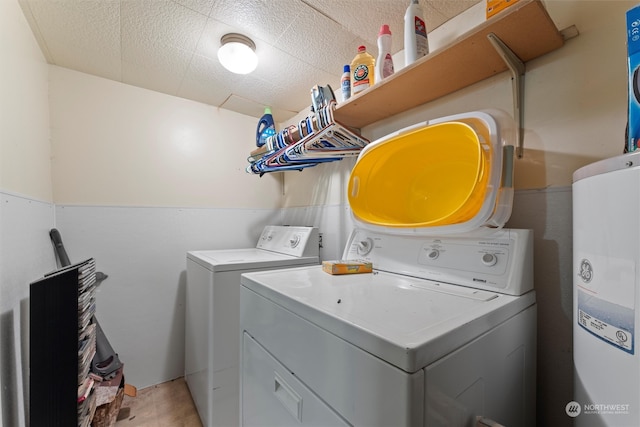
[
  {"xmin": 348, "ymin": 110, "xmax": 514, "ymax": 232},
  {"xmin": 348, "ymin": 122, "xmax": 490, "ymax": 227}
]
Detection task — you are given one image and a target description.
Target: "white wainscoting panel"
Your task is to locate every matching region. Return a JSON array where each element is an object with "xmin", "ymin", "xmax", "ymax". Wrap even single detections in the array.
[{"xmin": 54, "ymin": 205, "xmax": 281, "ymax": 388}]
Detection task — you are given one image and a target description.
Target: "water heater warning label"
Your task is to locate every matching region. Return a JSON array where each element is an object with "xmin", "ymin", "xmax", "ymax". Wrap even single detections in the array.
[
  {"xmin": 576, "ymin": 254, "xmax": 635, "ymax": 355},
  {"xmin": 578, "ymin": 308, "xmax": 633, "ymax": 353}
]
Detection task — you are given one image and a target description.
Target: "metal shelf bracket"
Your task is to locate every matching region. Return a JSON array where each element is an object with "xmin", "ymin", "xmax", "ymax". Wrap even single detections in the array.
[{"xmin": 487, "ymin": 33, "xmax": 526, "ymax": 158}]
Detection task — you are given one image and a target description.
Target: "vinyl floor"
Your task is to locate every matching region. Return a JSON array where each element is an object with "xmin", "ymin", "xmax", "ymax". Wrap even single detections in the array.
[{"xmin": 114, "ymin": 377, "xmax": 202, "ymax": 427}]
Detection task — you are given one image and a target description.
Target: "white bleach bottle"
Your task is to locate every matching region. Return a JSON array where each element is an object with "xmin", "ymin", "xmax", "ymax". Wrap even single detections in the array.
[
  {"xmin": 404, "ymin": 0, "xmax": 429, "ymax": 65},
  {"xmin": 375, "ymin": 24, "xmax": 394, "ymax": 82}
]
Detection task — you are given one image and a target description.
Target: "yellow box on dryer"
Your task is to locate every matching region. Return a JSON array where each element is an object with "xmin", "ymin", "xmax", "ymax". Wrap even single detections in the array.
[{"xmin": 322, "ymin": 260, "xmax": 373, "ymax": 275}]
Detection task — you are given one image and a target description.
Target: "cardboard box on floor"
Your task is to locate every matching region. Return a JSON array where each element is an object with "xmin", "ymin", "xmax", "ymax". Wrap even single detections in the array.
[{"xmin": 91, "ymin": 366, "xmax": 137, "ymax": 427}]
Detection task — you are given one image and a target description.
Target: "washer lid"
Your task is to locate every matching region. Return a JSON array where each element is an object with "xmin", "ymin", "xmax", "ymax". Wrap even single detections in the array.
[
  {"xmin": 188, "ymin": 248, "xmax": 318, "ymax": 272},
  {"xmin": 241, "ymin": 266, "xmax": 535, "ymax": 373}
]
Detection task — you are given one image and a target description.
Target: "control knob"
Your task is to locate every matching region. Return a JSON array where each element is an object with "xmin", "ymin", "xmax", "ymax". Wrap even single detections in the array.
[
  {"xmin": 482, "ymin": 253, "xmax": 497, "ymax": 266},
  {"xmin": 289, "ymin": 234, "xmax": 301, "ymax": 248},
  {"xmin": 356, "ymin": 238, "xmax": 374, "ymax": 256}
]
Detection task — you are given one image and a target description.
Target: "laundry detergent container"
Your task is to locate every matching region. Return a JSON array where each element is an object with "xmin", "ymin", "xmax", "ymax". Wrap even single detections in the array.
[{"xmin": 348, "ymin": 110, "xmax": 515, "ymax": 235}]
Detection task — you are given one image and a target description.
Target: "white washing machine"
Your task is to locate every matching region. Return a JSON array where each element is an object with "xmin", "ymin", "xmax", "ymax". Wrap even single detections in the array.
[
  {"xmin": 240, "ymin": 227, "xmax": 536, "ymax": 427},
  {"xmin": 573, "ymin": 152, "xmax": 640, "ymax": 426},
  {"xmin": 185, "ymin": 225, "xmax": 320, "ymax": 427}
]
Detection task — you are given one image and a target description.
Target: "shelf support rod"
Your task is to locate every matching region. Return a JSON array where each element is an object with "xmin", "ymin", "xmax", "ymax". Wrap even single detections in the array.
[{"xmin": 487, "ymin": 33, "xmax": 526, "ymax": 158}]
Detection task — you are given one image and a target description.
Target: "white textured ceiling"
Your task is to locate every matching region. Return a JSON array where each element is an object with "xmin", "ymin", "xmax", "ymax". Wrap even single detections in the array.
[{"xmin": 19, "ymin": 0, "xmax": 480, "ymax": 122}]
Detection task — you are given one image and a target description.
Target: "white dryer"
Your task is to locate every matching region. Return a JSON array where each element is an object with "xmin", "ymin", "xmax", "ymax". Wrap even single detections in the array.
[
  {"xmin": 240, "ymin": 228, "xmax": 536, "ymax": 427},
  {"xmin": 185, "ymin": 225, "xmax": 319, "ymax": 427}
]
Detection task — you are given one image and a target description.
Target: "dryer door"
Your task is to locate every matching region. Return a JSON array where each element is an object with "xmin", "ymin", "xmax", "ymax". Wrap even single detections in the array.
[{"xmin": 241, "ymin": 333, "xmax": 349, "ymax": 427}]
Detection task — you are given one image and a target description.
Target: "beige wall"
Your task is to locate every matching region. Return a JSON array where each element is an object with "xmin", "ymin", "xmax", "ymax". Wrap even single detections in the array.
[
  {"xmin": 46, "ymin": 67, "xmax": 287, "ymax": 388},
  {"xmin": 1, "ymin": 2, "xmax": 56, "ymax": 426},
  {"xmin": 49, "ymin": 66, "xmax": 282, "ymax": 208},
  {"xmin": 282, "ymin": 0, "xmax": 632, "ymax": 207},
  {"xmin": 0, "ymin": 0, "xmax": 52, "ymax": 202}
]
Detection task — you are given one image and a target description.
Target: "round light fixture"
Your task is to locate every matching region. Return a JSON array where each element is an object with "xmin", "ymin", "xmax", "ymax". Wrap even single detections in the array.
[{"xmin": 217, "ymin": 33, "xmax": 258, "ymax": 74}]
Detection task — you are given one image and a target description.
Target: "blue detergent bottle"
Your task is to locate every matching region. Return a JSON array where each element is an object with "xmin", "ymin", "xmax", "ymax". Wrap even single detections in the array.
[{"xmin": 256, "ymin": 107, "xmax": 276, "ymax": 147}]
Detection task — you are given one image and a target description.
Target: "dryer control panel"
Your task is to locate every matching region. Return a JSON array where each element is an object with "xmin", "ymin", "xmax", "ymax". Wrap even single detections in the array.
[
  {"xmin": 256, "ymin": 226, "xmax": 320, "ymax": 258},
  {"xmin": 343, "ymin": 228, "xmax": 533, "ymax": 296}
]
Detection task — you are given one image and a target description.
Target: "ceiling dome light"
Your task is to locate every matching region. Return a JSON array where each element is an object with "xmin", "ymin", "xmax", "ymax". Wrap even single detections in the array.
[{"xmin": 217, "ymin": 33, "xmax": 258, "ymax": 74}]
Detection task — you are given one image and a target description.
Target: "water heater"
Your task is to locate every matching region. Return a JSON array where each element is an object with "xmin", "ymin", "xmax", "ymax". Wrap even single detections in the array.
[{"xmin": 573, "ymin": 151, "xmax": 640, "ymax": 426}]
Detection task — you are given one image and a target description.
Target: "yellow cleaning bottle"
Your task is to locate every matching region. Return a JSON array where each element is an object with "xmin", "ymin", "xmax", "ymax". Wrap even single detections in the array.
[{"xmin": 350, "ymin": 45, "xmax": 375, "ymax": 95}]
